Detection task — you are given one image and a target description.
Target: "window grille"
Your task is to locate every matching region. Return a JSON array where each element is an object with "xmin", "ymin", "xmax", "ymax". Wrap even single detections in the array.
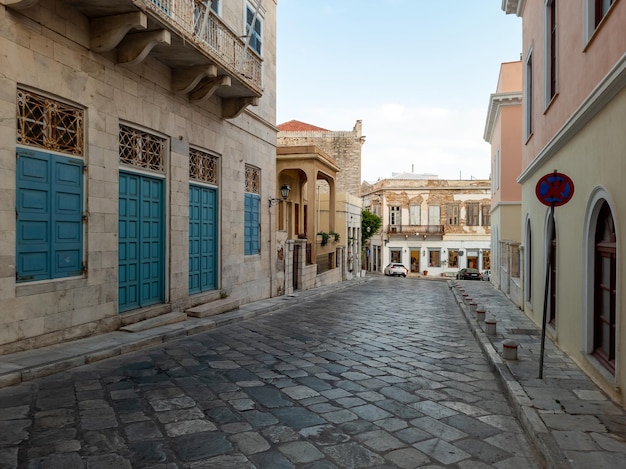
[
  {"xmin": 190, "ymin": 148, "xmax": 218, "ymax": 184},
  {"xmin": 16, "ymin": 89, "xmax": 84, "ymax": 156},
  {"xmin": 245, "ymin": 164, "xmax": 260, "ymax": 194},
  {"xmin": 119, "ymin": 125, "xmax": 165, "ymax": 172}
]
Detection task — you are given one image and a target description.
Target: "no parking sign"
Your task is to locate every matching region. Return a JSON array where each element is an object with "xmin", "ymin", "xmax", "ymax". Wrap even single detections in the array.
[
  {"xmin": 535, "ymin": 171, "xmax": 574, "ymax": 207},
  {"xmin": 535, "ymin": 170, "xmax": 574, "ymax": 379}
]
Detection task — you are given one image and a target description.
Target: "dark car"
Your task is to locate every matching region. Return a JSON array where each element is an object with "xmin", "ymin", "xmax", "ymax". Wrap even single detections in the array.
[{"xmin": 456, "ymin": 268, "xmax": 482, "ymax": 280}]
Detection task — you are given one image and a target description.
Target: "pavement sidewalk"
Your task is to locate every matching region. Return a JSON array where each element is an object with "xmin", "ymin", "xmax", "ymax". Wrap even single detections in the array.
[{"xmin": 451, "ymin": 280, "xmax": 626, "ymax": 469}]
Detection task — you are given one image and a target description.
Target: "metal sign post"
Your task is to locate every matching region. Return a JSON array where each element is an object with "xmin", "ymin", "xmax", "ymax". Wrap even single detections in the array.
[{"xmin": 535, "ymin": 170, "xmax": 574, "ymax": 379}]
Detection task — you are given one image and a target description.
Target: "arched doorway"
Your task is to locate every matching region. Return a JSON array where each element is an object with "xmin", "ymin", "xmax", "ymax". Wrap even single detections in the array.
[{"xmin": 593, "ymin": 201, "xmax": 616, "ymax": 374}]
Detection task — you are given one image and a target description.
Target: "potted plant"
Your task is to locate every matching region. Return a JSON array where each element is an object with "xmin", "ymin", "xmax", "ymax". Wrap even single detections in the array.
[{"xmin": 317, "ymin": 231, "xmax": 330, "ymax": 246}]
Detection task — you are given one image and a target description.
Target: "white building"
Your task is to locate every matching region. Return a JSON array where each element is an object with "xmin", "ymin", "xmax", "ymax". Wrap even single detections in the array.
[{"xmin": 362, "ymin": 174, "xmax": 491, "ymax": 277}]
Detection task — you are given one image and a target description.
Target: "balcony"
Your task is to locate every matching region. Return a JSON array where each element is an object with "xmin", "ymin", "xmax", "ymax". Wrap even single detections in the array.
[
  {"xmin": 386, "ymin": 224, "xmax": 444, "ymax": 236},
  {"xmin": 4, "ymin": 0, "xmax": 263, "ymax": 118}
]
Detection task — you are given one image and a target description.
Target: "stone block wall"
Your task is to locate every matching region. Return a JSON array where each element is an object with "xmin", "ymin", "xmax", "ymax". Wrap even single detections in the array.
[
  {"xmin": 277, "ymin": 121, "xmax": 364, "ymax": 197},
  {"xmin": 0, "ymin": 0, "xmax": 277, "ymax": 353}
]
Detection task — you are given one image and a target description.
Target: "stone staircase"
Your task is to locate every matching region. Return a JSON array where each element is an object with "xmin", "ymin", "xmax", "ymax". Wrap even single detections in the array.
[
  {"xmin": 120, "ymin": 311, "xmax": 187, "ymax": 332},
  {"xmin": 119, "ymin": 298, "xmax": 240, "ymax": 333},
  {"xmin": 186, "ymin": 297, "xmax": 240, "ymax": 318}
]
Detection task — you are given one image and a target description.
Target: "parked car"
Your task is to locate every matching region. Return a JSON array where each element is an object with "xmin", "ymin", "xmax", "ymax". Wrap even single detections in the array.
[
  {"xmin": 384, "ymin": 263, "xmax": 408, "ymax": 277},
  {"xmin": 456, "ymin": 268, "xmax": 482, "ymax": 280},
  {"xmin": 482, "ymin": 270, "xmax": 491, "ymax": 281}
]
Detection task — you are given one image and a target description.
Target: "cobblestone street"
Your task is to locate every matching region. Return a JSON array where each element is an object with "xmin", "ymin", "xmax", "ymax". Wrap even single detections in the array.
[{"xmin": 0, "ymin": 277, "xmax": 540, "ymax": 468}]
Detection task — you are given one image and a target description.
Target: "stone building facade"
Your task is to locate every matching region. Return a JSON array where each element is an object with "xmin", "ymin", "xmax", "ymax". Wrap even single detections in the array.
[
  {"xmin": 277, "ymin": 120, "xmax": 364, "ymax": 197},
  {"xmin": 0, "ymin": 0, "xmax": 277, "ymax": 353},
  {"xmin": 362, "ymin": 175, "xmax": 492, "ymax": 277}
]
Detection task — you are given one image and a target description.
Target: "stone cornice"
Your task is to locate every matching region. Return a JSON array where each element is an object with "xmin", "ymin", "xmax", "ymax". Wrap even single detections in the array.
[
  {"xmin": 501, "ymin": 0, "xmax": 525, "ymax": 16},
  {"xmin": 483, "ymin": 92, "xmax": 523, "ymax": 142}
]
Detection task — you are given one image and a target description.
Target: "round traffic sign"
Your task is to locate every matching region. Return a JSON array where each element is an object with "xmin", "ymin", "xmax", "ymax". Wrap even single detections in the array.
[{"xmin": 535, "ymin": 172, "xmax": 574, "ymax": 207}]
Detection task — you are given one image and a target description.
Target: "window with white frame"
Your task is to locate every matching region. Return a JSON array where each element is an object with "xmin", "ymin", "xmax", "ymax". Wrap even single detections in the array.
[
  {"xmin": 524, "ymin": 47, "xmax": 534, "ymax": 139},
  {"xmin": 390, "ymin": 206, "xmax": 401, "ymax": 225},
  {"xmin": 428, "ymin": 249, "xmax": 440, "ymax": 267},
  {"xmin": 448, "ymin": 249, "xmax": 459, "ymax": 268},
  {"xmin": 545, "ymin": 0, "xmax": 557, "ymax": 105},
  {"xmin": 584, "ymin": 0, "xmax": 616, "ymax": 43},
  {"xmin": 246, "ymin": 2, "xmax": 263, "ymax": 55}
]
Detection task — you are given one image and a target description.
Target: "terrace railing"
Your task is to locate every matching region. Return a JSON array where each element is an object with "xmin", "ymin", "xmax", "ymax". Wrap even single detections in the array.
[{"xmin": 143, "ymin": 0, "xmax": 262, "ymax": 92}]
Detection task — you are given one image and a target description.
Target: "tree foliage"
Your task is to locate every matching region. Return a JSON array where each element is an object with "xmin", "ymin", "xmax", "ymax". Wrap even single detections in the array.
[{"xmin": 361, "ymin": 209, "xmax": 382, "ymax": 245}]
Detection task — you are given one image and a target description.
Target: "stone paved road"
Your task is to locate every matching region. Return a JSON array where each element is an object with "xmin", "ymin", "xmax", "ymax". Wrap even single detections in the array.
[{"xmin": 0, "ymin": 277, "xmax": 541, "ymax": 468}]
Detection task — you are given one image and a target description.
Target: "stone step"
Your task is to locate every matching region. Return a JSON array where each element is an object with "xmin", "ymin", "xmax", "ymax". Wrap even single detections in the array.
[
  {"xmin": 120, "ymin": 312, "xmax": 187, "ymax": 333},
  {"xmin": 186, "ymin": 298, "xmax": 240, "ymax": 318}
]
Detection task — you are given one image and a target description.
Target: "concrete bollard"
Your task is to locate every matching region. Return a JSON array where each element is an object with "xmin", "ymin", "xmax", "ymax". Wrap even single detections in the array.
[
  {"xmin": 476, "ymin": 308, "xmax": 485, "ymax": 322},
  {"xmin": 502, "ymin": 339, "xmax": 519, "ymax": 360},
  {"xmin": 469, "ymin": 302, "xmax": 477, "ymax": 314},
  {"xmin": 485, "ymin": 318, "xmax": 497, "ymax": 335}
]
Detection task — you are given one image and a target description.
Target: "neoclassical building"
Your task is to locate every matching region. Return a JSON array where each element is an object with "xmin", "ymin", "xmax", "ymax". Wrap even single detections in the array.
[
  {"xmin": 0, "ymin": 0, "xmax": 277, "ymax": 353},
  {"xmin": 362, "ymin": 175, "xmax": 491, "ymax": 277},
  {"xmin": 503, "ymin": 0, "xmax": 626, "ymax": 404},
  {"xmin": 484, "ymin": 61, "xmax": 523, "ymax": 305}
]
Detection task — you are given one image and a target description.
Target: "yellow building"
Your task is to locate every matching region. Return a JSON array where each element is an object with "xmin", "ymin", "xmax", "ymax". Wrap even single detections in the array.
[{"xmin": 503, "ymin": 0, "xmax": 626, "ymax": 404}]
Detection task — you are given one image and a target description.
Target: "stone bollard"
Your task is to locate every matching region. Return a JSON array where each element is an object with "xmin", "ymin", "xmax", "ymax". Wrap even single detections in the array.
[
  {"xmin": 469, "ymin": 302, "xmax": 477, "ymax": 314},
  {"xmin": 476, "ymin": 308, "xmax": 485, "ymax": 322},
  {"xmin": 502, "ymin": 339, "xmax": 519, "ymax": 360},
  {"xmin": 485, "ymin": 318, "xmax": 497, "ymax": 335}
]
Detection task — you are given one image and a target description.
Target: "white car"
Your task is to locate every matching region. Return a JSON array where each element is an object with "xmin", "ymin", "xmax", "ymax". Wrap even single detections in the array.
[
  {"xmin": 384, "ymin": 263, "xmax": 408, "ymax": 277},
  {"xmin": 482, "ymin": 270, "xmax": 491, "ymax": 281}
]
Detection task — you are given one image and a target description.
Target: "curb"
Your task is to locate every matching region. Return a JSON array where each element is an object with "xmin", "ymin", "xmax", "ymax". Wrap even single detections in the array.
[{"xmin": 449, "ymin": 281, "xmax": 572, "ymax": 469}]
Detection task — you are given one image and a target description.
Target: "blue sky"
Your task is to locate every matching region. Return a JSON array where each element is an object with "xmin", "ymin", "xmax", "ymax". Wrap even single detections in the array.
[{"xmin": 276, "ymin": 1, "xmax": 522, "ymax": 182}]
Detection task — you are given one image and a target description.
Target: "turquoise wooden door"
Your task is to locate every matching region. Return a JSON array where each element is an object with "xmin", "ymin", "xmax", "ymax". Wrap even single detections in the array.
[
  {"xmin": 189, "ymin": 184, "xmax": 217, "ymax": 294},
  {"xmin": 119, "ymin": 172, "xmax": 164, "ymax": 312}
]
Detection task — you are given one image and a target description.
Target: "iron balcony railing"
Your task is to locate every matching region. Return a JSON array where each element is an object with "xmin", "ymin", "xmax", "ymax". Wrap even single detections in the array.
[
  {"xmin": 386, "ymin": 224, "xmax": 445, "ymax": 235},
  {"xmin": 143, "ymin": 0, "xmax": 262, "ymax": 92}
]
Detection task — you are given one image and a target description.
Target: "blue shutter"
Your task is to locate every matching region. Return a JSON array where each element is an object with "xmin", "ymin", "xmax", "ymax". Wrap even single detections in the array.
[
  {"xmin": 16, "ymin": 149, "xmax": 83, "ymax": 282},
  {"xmin": 118, "ymin": 173, "xmax": 140, "ymax": 310},
  {"xmin": 189, "ymin": 185, "xmax": 201, "ymax": 293},
  {"xmin": 244, "ymin": 193, "xmax": 260, "ymax": 255},
  {"xmin": 52, "ymin": 156, "xmax": 84, "ymax": 277},
  {"xmin": 189, "ymin": 184, "xmax": 217, "ymax": 294}
]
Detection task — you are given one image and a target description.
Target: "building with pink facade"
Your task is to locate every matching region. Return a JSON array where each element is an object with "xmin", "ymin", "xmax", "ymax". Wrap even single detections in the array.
[
  {"xmin": 503, "ymin": 0, "xmax": 626, "ymax": 404},
  {"xmin": 484, "ymin": 61, "xmax": 523, "ymax": 304}
]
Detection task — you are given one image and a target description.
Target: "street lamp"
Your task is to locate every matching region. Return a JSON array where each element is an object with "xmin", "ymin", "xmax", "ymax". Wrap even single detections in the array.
[{"xmin": 269, "ymin": 184, "xmax": 291, "ymax": 206}]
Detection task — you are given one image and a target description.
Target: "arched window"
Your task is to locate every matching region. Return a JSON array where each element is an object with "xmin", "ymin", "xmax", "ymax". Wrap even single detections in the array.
[{"xmin": 593, "ymin": 201, "xmax": 616, "ymax": 373}]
